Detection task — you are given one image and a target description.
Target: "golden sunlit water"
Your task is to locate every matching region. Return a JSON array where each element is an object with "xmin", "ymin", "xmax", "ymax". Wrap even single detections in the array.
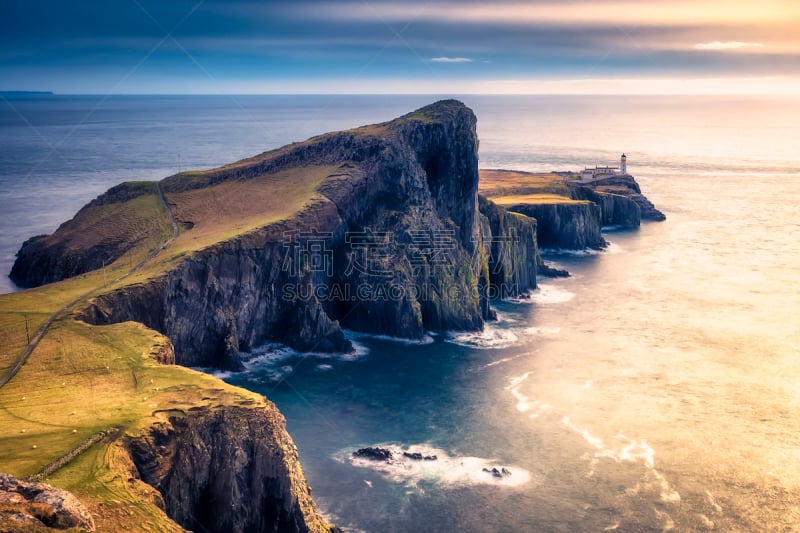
[{"xmin": 229, "ymin": 95, "xmax": 800, "ymax": 532}]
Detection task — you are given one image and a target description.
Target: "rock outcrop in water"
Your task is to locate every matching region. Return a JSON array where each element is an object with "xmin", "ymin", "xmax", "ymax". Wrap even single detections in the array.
[{"xmin": 128, "ymin": 405, "xmax": 336, "ymax": 533}]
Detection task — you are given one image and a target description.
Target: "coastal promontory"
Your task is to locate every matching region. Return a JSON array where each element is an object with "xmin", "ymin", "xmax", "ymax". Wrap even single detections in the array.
[{"xmin": 1, "ymin": 100, "xmax": 663, "ymax": 532}]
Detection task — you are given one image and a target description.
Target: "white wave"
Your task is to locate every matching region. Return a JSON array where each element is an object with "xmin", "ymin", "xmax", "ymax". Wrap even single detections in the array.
[
  {"xmin": 563, "ymin": 416, "xmax": 605, "ymax": 450},
  {"xmin": 482, "ymin": 355, "xmax": 522, "ymax": 368},
  {"xmin": 501, "ymin": 295, "xmax": 533, "ymax": 304},
  {"xmin": 344, "ymin": 329, "xmax": 434, "ymax": 345},
  {"xmin": 506, "ymin": 371, "xmax": 533, "ymax": 389},
  {"xmin": 492, "ymin": 310, "xmax": 520, "ymax": 323},
  {"xmin": 540, "ymin": 247, "xmax": 603, "ymax": 256},
  {"xmin": 654, "ymin": 508, "xmax": 675, "ymax": 531},
  {"xmin": 505, "ymin": 374, "xmax": 553, "ymax": 418},
  {"xmin": 529, "ymin": 284, "xmax": 575, "ymax": 304},
  {"xmin": 339, "ymin": 444, "xmax": 533, "ymax": 488},
  {"xmin": 242, "ymin": 343, "xmax": 297, "ymax": 370},
  {"xmin": 446, "ymin": 325, "xmax": 520, "ymax": 349},
  {"xmin": 343, "ymin": 340, "xmax": 370, "ymax": 360},
  {"xmin": 509, "ymin": 387, "xmax": 552, "ymax": 417},
  {"xmin": 562, "ymin": 417, "xmax": 681, "ymax": 506},
  {"xmin": 705, "ymin": 490, "xmax": 723, "ymax": 514},
  {"xmin": 230, "ymin": 339, "xmax": 368, "ymax": 382}
]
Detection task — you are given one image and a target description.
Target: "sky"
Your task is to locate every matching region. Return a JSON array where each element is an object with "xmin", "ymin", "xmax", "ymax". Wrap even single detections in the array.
[{"xmin": 1, "ymin": 0, "xmax": 799, "ymax": 94}]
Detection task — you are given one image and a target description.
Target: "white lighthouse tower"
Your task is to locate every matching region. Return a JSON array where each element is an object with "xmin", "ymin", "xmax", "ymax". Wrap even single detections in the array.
[{"xmin": 620, "ymin": 153, "xmax": 627, "ymax": 174}]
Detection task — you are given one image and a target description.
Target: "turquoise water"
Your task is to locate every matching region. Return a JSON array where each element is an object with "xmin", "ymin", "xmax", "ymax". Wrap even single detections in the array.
[{"xmin": 3, "ymin": 95, "xmax": 800, "ymax": 531}]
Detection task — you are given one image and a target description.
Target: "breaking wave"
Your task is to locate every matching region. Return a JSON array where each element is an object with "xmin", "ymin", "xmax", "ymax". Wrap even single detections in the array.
[{"xmin": 338, "ymin": 443, "xmax": 534, "ymax": 488}]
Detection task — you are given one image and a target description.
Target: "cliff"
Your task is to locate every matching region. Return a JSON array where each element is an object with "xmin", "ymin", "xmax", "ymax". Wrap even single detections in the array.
[
  {"xmin": 0, "ymin": 101, "xmax": 553, "ymax": 533},
  {"xmin": 10, "ymin": 100, "xmax": 537, "ymax": 370},
  {"xmin": 478, "ymin": 196, "xmax": 539, "ymax": 296},
  {"xmin": 566, "ymin": 185, "xmax": 640, "ymax": 227},
  {"xmin": 568, "ymin": 174, "xmax": 666, "ymax": 223},
  {"xmin": 0, "ymin": 316, "xmax": 336, "ymax": 532},
  {"xmin": 498, "ymin": 200, "xmax": 607, "ymax": 250},
  {"xmin": 128, "ymin": 405, "xmax": 335, "ymax": 533},
  {"xmin": 10, "ymin": 182, "xmax": 172, "ymax": 288},
  {"xmin": 478, "ymin": 170, "xmax": 664, "ymax": 251}
]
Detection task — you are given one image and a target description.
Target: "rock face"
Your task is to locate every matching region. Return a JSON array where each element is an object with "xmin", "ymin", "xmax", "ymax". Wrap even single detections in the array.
[
  {"xmin": 127, "ymin": 405, "xmax": 336, "ymax": 533},
  {"xmin": 478, "ymin": 196, "xmax": 538, "ymax": 298},
  {"xmin": 569, "ymin": 174, "xmax": 665, "ymax": 223},
  {"xmin": 507, "ymin": 202, "xmax": 607, "ymax": 250},
  {"xmin": 568, "ymin": 186, "xmax": 641, "ymax": 227},
  {"xmin": 73, "ymin": 101, "xmax": 535, "ymax": 369},
  {"xmin": 0, "ymin": 472, "xmax": 95, "ymax": 531}
]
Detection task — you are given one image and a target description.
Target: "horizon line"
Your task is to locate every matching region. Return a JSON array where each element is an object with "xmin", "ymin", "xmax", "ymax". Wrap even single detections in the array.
[
  {"xmin": 4, "ymin": 91, "xmax": 800, "ymax": 97},
  {"xmin": 4, "ymin": 75, "xmax": 800, "ymax": 97}
]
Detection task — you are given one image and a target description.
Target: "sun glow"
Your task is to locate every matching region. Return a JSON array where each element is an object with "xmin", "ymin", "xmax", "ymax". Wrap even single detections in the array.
[{"xmin": 307, "ymin": 1, "xmax": 800, "ymax": 27}]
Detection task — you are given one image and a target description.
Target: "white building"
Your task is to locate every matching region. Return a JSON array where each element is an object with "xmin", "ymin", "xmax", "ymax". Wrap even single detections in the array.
[{"xmin": 580, "ymin": 154, "xmax": 627, "ymax": 180}]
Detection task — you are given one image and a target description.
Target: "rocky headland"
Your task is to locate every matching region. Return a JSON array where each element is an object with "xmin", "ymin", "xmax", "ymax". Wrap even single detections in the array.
[
  {"xmin": 479, "ymin": 169, "xmax": 665, "ymax": 250},
  {"xmin": 2, "ymin": 100, "xmax": 663, "ymax": 532}
]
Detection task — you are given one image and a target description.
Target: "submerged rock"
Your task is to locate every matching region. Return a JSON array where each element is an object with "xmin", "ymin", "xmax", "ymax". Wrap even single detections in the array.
[
  {"xmin": 353, "ymin": 447, "xmax": 394, "ymax": 462},
  {"xmin": 482, "ymin": 467, "xmax": 513, "ymax": 479},
  {"xmin": 402, "ymin": 451, "xmax": 438, "ymax": 461}
]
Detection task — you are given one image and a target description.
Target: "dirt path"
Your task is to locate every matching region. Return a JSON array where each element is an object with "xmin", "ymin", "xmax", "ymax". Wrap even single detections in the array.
[{"xmin": 0, "ymin": 181, "xmax": 179, "ymax": 389}]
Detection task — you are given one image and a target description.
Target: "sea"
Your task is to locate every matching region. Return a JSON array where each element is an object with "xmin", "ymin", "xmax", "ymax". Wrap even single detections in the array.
[{"xmin": 1, "ymin": 94, "xmax": 799, "ymax": 532}]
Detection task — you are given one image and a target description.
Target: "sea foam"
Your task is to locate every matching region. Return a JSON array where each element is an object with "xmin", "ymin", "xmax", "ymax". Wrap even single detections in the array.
[
  {"xmin": 340, "ymin": 444, "xmax": 533, "ymax": 488},
  {"xmin": 529, "ymin": 284, "xmax": 575, "ymax": 304}
]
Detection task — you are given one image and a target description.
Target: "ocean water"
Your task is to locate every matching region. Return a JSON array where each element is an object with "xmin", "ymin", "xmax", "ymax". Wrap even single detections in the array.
[{"xmin": 3, "ymin": 95, "xmax": 800, "ymax": 531}]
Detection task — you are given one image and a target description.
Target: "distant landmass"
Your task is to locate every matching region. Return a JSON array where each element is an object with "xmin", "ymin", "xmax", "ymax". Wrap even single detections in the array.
[{"xmin": 0, "ymin": 90, "xmax": 55, "ymax": 97}]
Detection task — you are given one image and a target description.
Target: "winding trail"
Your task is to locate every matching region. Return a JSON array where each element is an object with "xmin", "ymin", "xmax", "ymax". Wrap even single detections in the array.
[
  {"xmin": 156, "ymin": 181, "xmax": 180, "ymax": 244},
  {"xmin": 0, "ymin": 181, "xmax": 179, "ymax": 390}
]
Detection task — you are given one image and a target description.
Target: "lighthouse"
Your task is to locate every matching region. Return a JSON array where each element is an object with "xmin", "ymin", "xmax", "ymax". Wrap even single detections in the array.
[{"xmin": 620, "ymin": 153, "xmax": 627, "ymax": 174}]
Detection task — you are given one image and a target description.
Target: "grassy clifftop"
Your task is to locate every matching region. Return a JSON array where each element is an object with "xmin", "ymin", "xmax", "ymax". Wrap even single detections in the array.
[{"xmin": 479, "ymin": 169, "xmax": 577, "ymax": 204}]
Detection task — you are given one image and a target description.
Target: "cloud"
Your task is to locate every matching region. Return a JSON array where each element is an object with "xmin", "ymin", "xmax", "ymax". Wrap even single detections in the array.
[
  {"xmin": 431, "ymin": 57, "xmax": 472, "ymax": 63},
  {"xmin": 694, "ymin": 41, "xmax": 765, "ymax": 50},
  {"xmin": 291, "ymin": 1, "xmax": 800, "ymax": 27}
]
